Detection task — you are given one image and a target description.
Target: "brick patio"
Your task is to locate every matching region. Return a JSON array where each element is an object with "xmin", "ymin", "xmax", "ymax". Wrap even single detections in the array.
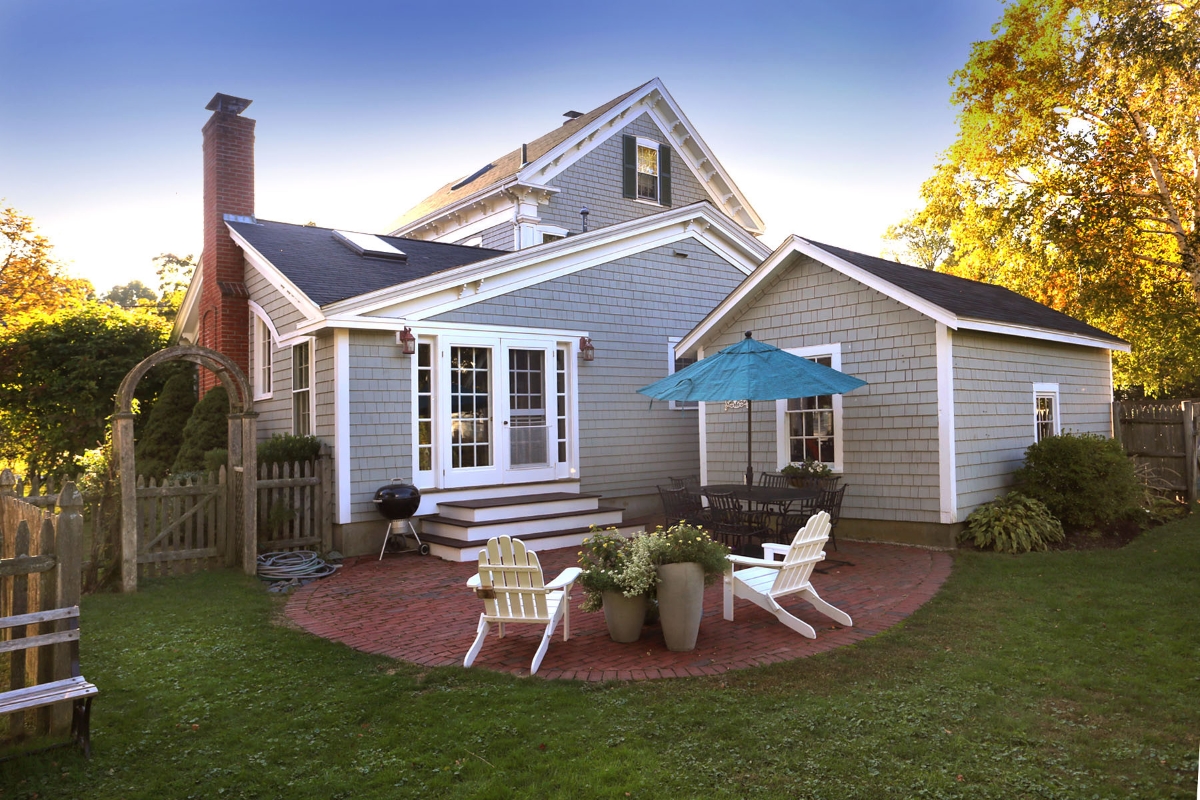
[{"xmin": 284, "ymin": 540, "xmax": 953, "ymax": 681}]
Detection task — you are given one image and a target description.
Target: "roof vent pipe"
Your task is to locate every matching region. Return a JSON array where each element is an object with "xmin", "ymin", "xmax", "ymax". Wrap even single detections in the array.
[
  {"xmin": 580, "ymin": 206, "xmax": 589, "ymax": 233},
  {"xmin": 521, "ymin": 143, "xmax": 527, "ymax": 166}
]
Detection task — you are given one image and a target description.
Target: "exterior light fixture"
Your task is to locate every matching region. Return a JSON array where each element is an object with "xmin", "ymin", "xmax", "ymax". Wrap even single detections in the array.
[
  {"xmin": 397, "ymin": 327, "xmax": 417, "ymax": 355},
  {"xmin": 579, "ymin": 336, "xmax": 595, "ymax": 362}
]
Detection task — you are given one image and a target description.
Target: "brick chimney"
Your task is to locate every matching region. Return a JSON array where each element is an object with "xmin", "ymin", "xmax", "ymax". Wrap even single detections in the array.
[{"xmin": 199, "ymin": 92, "xmax": 255, "ymax": 393}]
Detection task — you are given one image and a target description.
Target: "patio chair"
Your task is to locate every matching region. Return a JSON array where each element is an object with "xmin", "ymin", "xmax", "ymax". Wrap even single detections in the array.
[
  {"xmin": 659, "ymin": 485, "xmax": 705, "ymax": 528},
  {"xmin": 816, "ymin": 484, "xmax": 848, "ymax": 551},
  {"xmin": 705, "ymin": 491, "xmax": 770, "ymax": 555},
  {"xmin": 722, "ymin": 510, "xmax": 852, "ymax": 638},
  {"xmin": 669, "ymin": 475, "xmax": 701, "ymax": 492},
  {"xmin": 464, "ymin": 535, "xmax": 582, "ymax": 675}
]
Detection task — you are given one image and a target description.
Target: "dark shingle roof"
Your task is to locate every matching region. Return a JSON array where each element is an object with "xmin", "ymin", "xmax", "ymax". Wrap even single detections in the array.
[
  {"xmin": 229, "ymin": 219, "xmax": 506, "ymax": 307},
  {"xmin": 803, "ymin": 239, "xmax": 1127, "ymax": 346},
  {"xmin": 392, "ymin": 81, "xmax": 652, "ymax": 229}
]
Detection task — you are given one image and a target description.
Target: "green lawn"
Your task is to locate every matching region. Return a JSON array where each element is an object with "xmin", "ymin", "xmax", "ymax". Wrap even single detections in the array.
[{"xmin": 3, "ymin": 516, "xmax": 1198, "ymax": 799}]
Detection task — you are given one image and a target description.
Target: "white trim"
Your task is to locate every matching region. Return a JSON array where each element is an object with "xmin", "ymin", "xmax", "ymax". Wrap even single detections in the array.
[
  {"xmin": 248, "ymin": 306, "xmax": 274, "ymax": 401},
  {"xmin": 635, "ymin": 137, "xmax": 661, "ymax": 205},
  {"xmin": 698, "ymin": 344, "xmax": 709, "ymax": 486},
  {"xmin": 535, "ymin": 224, "xmax": 569, "ymax": 244},
  {"xmin": 1033, "ymin": 382, "xmax": 1061, "ymax": 442},
  {"xmin": 172, "ymin": 265, "xmax": 203, "ymax": 344},
  {"xmin": 304, "ymin": 317, "xmax": 590, "ymax": 339},
  {"xmin": 412, "ymin": 338, "xmax": 436, "ymax": 490},
  {"xmin": 334, "ymin": 329, "xmax": 350, "ymax": 524},
  {"xmin": 227, "ymin": 224, "xmax": 324, "ymax": 322},
  {"xmin": 290, "ymin": 338, "xmax": 316, "ymax": 437},
  {"xmin": 678, "ymin": 235, "xmax": 1128, "ymax": 356},
  {"xmin": 773, "ymin": 344, "xmax": 845, "ymax": 473},
  {"xmin": 429, "ymin": 207, "xmax": 513, "ymax": 243},
  {"xmin": 666, "ymin": 337, "xmax": 697, "ymax": 411},
  {"xmin": 936, "ymin": 323, "xmax": 958, "ymax": 524}
]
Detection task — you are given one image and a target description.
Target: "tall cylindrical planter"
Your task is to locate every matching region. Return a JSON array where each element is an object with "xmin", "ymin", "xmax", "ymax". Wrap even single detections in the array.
[
  {"xmin": 656, "ymin": 561, "xmax": 705, "ymax": 651},
  {"xmin": 602, "ymin": 591, "xmax": 647, "ymax": 643}
]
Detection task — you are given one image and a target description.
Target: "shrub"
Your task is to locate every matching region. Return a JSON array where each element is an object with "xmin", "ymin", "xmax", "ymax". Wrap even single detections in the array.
[
  {"xmin": 134, "ymin": 372, "xmax": 196, "ymax": 479},
  {"xmin": 203, "ymin": 449, "xmax": 228, "ymax": 476},
  {"xmin": 959, "ymin": 493, "xmax": 1065, "ymax": 554},
  {"xmin": 258, "ymin": 434, "xmax": 322, "ymax": 466},
  {"xmin": 172, "ymin": 386, "xmax": 229, "ymax": 473},
  {"xmin": 1014, "ymin": 432, "xmax": 1140, "ymax": 531}
]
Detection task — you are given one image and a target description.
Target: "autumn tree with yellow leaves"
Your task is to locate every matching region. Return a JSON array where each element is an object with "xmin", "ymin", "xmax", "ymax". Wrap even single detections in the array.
[{"xmin": 0, "ymin": 204, "xmax": 92, "ymax": 321}]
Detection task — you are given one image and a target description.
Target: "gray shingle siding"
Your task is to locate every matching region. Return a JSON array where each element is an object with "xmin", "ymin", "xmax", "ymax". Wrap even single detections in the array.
[
  {"xmin": 246, "ymin": 262, "xmax": 306, "ymax": 439},
  {"xmin": 539, "ymin": 114, "xmax": 711, "ymax": 235},
  {"xmin": 347, "ymin": 331, "xmax": 413, "ymax": 521},
  {"xmin": 479, "ymin": 221, "xmax": 513, "ymax": 250},
  {"xmin": 429, "ymin": 238, "xmax": 746, "ymax": 501},
  {"xmin": 702, "ymin": 255, "xmax": 943, "ymax": 524},
  {"xmin": 953, "ymin": 330, "xmax": 1112, "ymax": 516}
]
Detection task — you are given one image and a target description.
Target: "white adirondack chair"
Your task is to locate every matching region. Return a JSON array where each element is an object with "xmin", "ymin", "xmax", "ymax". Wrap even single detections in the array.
[
  {"xmin": 722, "ymin": 511, "xmax": 853, "ymax": 638},
  {"xmin": 464, "ymin": 536, "xmax": 582, "ymax": 675}
]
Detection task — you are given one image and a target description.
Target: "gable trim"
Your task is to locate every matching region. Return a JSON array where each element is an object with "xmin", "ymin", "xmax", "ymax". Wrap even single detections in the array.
[{"xmin": 227, "ymin": 224, "xmax": 325, "ymax": 323}]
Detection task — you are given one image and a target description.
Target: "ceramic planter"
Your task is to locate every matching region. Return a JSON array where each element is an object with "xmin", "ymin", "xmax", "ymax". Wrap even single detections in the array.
[
  {"xmin": 656, "ymin": 561, "xmax": 705, "ymax": 651},
  {"xmin": 601, "ymin": 591, "xmax": 647, "ymax": 643}
]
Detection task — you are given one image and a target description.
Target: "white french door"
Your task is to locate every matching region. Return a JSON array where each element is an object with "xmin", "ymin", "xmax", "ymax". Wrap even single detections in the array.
[{"xmin": 500, "ymin": 340, "xmax": 558, "ymax": 483}]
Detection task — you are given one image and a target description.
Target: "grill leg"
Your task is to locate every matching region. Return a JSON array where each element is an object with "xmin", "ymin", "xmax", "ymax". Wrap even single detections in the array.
[{"xmin": 379, "ymin": 521, "xmax": 395, "ymax": 561}]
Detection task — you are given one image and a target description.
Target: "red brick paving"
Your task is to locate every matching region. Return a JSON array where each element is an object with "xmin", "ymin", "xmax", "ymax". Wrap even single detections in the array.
[{"xmin": 284, "ymin": 540, "xmax": 953, "ymax": 681}]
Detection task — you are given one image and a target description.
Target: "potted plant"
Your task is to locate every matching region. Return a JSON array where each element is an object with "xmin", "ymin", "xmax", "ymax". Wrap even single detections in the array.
[
  {"xmin": 577, "ymin": 528, "xmax": 656, "ymax": 642},
  {"xmin": 780, "ymin": 457, "xmax": 836, "ymax": 489},
  {"xmin": 642, "ymin": 524, "xmax": 729, "ymax": 652}
]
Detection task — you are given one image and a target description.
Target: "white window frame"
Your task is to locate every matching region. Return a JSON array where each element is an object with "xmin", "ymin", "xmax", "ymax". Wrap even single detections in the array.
[
  {"xmin": 666, "ymin": 337, "xmax": 697, "ymax": 411},
  {"xmin": 291, "ymin": 339, "xmax": 315, "ymax": 436},
  {"xmin": 635, "ymin": 137, "xmax": 661, "ymax": 205},
  {"xmin": 252, "ymin": 314, "xmax": 274, "ymax": 400},
  {"xmin": 775, "ymin": 343, "xmax": 844, "ymax": 473},
  {"xmin": 460, "ymin": 234, "xmax": 484, "ymax": 248},
  {"xmin": 1033, "ymin": 382, "xmax": 1060, "ymax": 442}
]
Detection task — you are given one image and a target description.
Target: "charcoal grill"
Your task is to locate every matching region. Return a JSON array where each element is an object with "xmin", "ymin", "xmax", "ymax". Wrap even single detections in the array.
[{"xmin": 373, "ymin": 481, "xmax": 429, "ymax": 559}]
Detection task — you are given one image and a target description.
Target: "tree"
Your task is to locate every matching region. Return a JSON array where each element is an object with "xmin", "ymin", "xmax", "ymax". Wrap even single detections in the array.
[
  {"xmin": 152, "ymin": 252, "xmax": 195, "ymax": 322},
  {"xmin": 105, "ymin": 280, "xmax": 158, "ymax": 309},
  {"xmin": 0, "ymin": 204, "xmax": 91, "ymax": 321},
  {"xmin": 0, "ymin": 301, "xmax": 171, "ymax": 476},
  {"xmin": 133, "ymin": 372, "xmax": 197, "ymax": 479},
  {"xmin": 172, "ymin": 385, "xmax": 229, "ymax": 473},
  {"xmin": 894, "ymin": 0, "xmax": 1200, "ymax": 397}
]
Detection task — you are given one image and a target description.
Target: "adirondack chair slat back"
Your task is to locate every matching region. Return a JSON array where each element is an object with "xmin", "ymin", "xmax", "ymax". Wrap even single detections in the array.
[
  {"xmin": 478, "ymin": 536, "xmax": 550, "ymax": 621},
  {"xmin": 772, "ymin": 511, "xmax": 831, "ymax": 596}
]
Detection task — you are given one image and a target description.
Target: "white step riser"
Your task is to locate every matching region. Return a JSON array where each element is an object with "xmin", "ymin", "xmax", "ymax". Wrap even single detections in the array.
[
  {"xmin": 437, "ymin": 497, "xmax": 600, "ymax": 523},
  {"xmin": 429, "ymin": 525, "xmax": 646, "ymax": 563},
  {"xmin": 424, "ymin": 511, "xmax": 625, "ymax": 541}
]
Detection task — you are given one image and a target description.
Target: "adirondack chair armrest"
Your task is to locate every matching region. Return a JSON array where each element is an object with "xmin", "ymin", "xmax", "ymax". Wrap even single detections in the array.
[
  {"xmin": 545, "ymin": 567, "xmax": 582, "ymax": 590},
  {"xmin": 761, "ymin": 543, "xmax": 789, "ymax": 561},
  {"xmin": 727, "ymin": 554, "xmax": 783, "ymax": 569},
  {"xmin": 466, "ymin": 574, "xmax": 482, "ymax": 589}
]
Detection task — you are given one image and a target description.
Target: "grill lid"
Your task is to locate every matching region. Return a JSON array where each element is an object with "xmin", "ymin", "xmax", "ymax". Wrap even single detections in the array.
[{"xmin": 373, "ymin": 482, "xmax": 421, "ymax": 520}]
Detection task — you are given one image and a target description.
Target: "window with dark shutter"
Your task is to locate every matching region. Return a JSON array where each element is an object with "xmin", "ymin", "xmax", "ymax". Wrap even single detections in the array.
[
  {"xmin": 659, "ymin": 144, "xmax": 672, "ymax": 206},
  {"xmin": 622, "ymin": 135, "xmax": 637, "ymax": 199}
]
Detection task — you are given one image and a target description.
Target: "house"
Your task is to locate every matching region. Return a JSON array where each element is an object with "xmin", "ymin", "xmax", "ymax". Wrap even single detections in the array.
[
  {"xmin": 676, "ymin": 236, "xmax": 1130, "ymax": 548},
  {"xmin": 175, "ymin": 81, "xmax": 770, "ymax": 559}
]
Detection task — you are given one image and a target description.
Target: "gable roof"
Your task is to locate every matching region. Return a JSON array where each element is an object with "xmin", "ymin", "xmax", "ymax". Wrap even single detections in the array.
[
  {"xmin": 227, "ymin": 219, "xmax": 506, "ymax": 307},
  {"xmin": 680, "ymin": 236, "xmax": 1130, "ymax": 354},
  {"xmin": 390, "ymin": 78, "xmax": 765, "ymax": 238}
]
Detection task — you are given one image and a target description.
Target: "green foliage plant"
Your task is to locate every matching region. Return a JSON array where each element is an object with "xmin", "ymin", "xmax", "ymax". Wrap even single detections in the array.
[
  {"xmin": 577, "ymin": 528, "xmax": 656, "ymax": 613},
  {"xmin": 781, "ymin": 457, "xmax": 833, "ymax": 479},
  {"xmin": 257, "ymin": 433, "xmax": 322, "ymax": 467},
  {"xmin": 641, "ymin": 523, "xmax": 730, "ymax": 582},
  {"xmin": 171, "ymin": 386, "xmax": 230, "ymax": 474},
  {"xmin": 202, "ymin": 448, "xmax": 229, "ymax": 476},
  {"xmin": 133, "ymin": 372, "xmax": 197, "ymax": 480},
  {"xmin": 1014, "ymin": 432, "xmax": 1140, "ymax": 531},
  {"xmin": 959, "ymin": 492, "xmax": 1065, "ymax": 554}
]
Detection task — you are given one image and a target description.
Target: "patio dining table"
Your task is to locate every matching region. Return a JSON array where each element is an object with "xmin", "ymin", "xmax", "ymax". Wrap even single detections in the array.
[{"xmin": 700, "ymin": 484, "xmax": 820, "ymax": 507}]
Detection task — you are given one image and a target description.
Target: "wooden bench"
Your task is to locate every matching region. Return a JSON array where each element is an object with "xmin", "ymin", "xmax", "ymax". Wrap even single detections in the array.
[{"xmin": 0, "ymin": 606, "xmax": 97, "ymax": 757}]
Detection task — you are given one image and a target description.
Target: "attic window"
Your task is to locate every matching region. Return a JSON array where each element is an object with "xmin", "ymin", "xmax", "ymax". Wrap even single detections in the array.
[
  {"xmin": 333, "ymin": 230, "xmax": 407, "ymax": 261},
  {"xmin": 637, "ymin": 143, "xmax": 659, "ymax": 202},
  {"xmin": 621, "ymin": 135, "xmax": 672, "ymax": 206},
  {"xmin": 451, "ymin": 163, "xmax": 495, "ymax": 191}
]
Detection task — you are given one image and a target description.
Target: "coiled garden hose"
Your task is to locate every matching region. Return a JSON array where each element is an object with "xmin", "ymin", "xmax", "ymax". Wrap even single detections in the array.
[{"xmin": 256, "ymin": 550, "xmax": 341, "ymax": 587}]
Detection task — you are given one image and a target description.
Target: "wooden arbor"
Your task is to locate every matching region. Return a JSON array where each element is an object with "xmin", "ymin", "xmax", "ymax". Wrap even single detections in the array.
[{"xmin": 113, "ymin": 345, "xmax": 257, "ymax": 592}]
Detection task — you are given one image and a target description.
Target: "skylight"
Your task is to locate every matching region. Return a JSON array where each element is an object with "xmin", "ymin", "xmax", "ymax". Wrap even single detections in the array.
[{"xmin": 333, "ymin": 230, "xmax": 407, "ymax": 261}]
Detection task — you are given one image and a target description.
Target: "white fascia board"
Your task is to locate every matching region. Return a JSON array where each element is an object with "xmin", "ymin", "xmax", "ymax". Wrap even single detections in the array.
[
  {"xmin": 390, "ymin": 181, "xmax": 558, "ymax": 240},
  {"xmin": 520, "ymin": 78, "xmax": 765, "ymax": 235},
  {"xmin": 226, "ymin": 225, "xmax": 325, "ymax": 324},
  {"xmin": 297, "ymin": 316, "xmax": 589, "ymax": 340},
  {"xmin": 954, "ymin": 318, "xmax": 1131, "ymax": 352},
  {"xmin": 429, "ymin": 206, "xmax": 513, "ymax": 243},
  {"xmin": 172, "ymin": 264, "xmax": 203, "ymax": 344},
  {"xmin": 321, "ymin": 202, "xmax": 768, "ymax": 321}
]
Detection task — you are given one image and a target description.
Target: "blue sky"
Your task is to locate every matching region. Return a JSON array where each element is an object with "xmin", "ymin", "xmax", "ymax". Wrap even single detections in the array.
[{"xmin": 0, "ymin": 0, "xmax": 1002, "ymax": 294}]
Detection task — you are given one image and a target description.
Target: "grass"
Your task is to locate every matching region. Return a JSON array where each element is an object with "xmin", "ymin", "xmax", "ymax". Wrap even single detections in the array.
[{"xmin": 2, "ymin": 516, "xmax": 1198, "ymax": 799}]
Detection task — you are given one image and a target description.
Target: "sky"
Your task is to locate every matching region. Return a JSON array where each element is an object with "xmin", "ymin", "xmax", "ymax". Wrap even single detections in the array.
[{"xmin": 0, "ymin": 0, "xmax": 1003, "ymax": 296}]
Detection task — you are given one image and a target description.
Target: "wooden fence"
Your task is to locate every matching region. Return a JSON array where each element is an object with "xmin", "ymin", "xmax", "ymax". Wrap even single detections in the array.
[
  {"xmin": 1113, "ymin": 400, "xmax": 1199, "ymax": 504},
  {"xmin": 257, "ymin": 455, "xmax": 333, "ymax": 554},
  {"xmin": 0, "ymin": 484, "xmax": 83, "ymax": 740},
  {"xmin": 134, "ymin": 471, "xmax": 228, "ymax": 580}
]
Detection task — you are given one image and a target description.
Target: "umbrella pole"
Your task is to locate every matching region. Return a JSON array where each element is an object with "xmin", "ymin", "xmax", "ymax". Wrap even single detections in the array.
[{"xmin": 745, "ymin": 400, "xmax": 753, "ymax": 486}]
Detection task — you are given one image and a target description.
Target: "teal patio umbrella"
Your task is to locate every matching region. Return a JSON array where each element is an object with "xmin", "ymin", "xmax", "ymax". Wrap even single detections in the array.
[{"xmin": 638, "ymin": 332, "xmax": 868, "ymax": 485}]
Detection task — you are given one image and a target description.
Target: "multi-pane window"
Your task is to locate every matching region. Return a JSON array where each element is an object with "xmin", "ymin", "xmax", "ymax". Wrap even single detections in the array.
[
  {"xmin": 785, "ymin": 355, "xmax": 835, "ymax": 464},
  {"xmin": 292, "ymin": 341, "xmax": 311, "ymax": 436},
  {"xmin": 556, "ymin": 348, "xmax": 568, "ymax": 463},
  {"xmin": 256, "ymin": 317, "xmax": 273, "ymax": 398},
  {"xmin": 450, "ymin": 346, "xmax": 491, "ymax": 468},
  {"xmin": 508, "ymin": 349, "xmax": 547, "ymax": 466},
  {"xmin": 1034, "ymin": 384, "xmax": 1059, "ymax": 442},
  {"xmin": 417, "ymin": 343, "xmax": 433, "ymax": 472},
  {"xmin": 637, "ymin": 143, "xmax": 659, "ymax": 202}
]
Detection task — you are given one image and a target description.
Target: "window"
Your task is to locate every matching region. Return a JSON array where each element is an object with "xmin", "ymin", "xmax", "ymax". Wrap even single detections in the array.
[
  {"xmin": 292, "ymin": 341, "xmax": 312, "ymax": 436},
  {"xmin": 1033, "ymin": 383, "xmax": 1059, "ymax": 442},
  {"xmin": 621, "ymin": 135, "xmax": 672, "ymax": 206},
  {"xmin": 775, "ymin": 344, "xmax": 844, "ymax": 472},
  {"xmin": 253, "ymin": 314, "xmax": 273, "ymax": 400},
  {"xmin": 536, "ymin": 224, "xmax": 568, "ymax": 245},
  {"xmin": 460, "ymin": 235, "xmax": 483, "ymax": 248},
  {"xmin": 417, "ymin": 342, "xmax": 433, "ymax": 472},
  {"xmin": 666, "ymin": 337, "xmax": 697, "ymax": 410}
]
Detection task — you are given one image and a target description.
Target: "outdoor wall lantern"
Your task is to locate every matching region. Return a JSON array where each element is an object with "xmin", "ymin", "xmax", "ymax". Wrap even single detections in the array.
[
  {"xmin": 396, "ymin": 327, "xmax": 417, "ymax": 355},
  {"xmin": 579, "ymin": 336, "xmax": 595, "ymax": 362}
]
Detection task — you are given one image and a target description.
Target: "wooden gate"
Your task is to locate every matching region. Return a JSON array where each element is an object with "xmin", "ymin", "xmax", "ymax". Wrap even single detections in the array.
[
  {"xmin": 1112, "ymin": 400, "xmax": 1199, "ymax": 504},
  {"xmin": 135, "ymin": 470, "xmax": 229, "ymax": 579}
]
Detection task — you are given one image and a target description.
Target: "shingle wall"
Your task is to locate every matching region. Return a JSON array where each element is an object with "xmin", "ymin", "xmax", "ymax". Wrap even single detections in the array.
[
  {"xmin": 427, "ymin": 237, "xmax": 746, "ymax": 503},
  {"xmin": 346, "ymin": 331, "xmax": 412, "ymax": 521},
  {"xmin": 538, "ymin": 114, "xmax": 712, "ymax": 235},
  {"xmin": 246, "ymin": 265, "xmax": 305, "ymax": 438},
  {"xmin": 703, "ymin": 255, "xmax": 943, "ymax": 523},
  {"xmin": 479, "ymin": 221, "xmax": 513, "ymax": 251},
  {"xmin": 953, "ymin": 330, "xmax": 1112, "ymax": 515}
]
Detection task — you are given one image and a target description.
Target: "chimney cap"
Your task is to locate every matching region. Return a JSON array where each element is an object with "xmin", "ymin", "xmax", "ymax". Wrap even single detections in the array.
[{"xmin": 206, "ymin": 93, "xmax": 253, "ymax": 115}]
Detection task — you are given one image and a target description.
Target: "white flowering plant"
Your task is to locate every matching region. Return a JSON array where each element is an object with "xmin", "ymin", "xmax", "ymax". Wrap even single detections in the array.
[
  {"xmin": 577, "ymin": 528, "xmax": 656, "ymax": 613},
  {"xmin": 640, "ymin": 523, "xmax": 729, "ymax": 583}
]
